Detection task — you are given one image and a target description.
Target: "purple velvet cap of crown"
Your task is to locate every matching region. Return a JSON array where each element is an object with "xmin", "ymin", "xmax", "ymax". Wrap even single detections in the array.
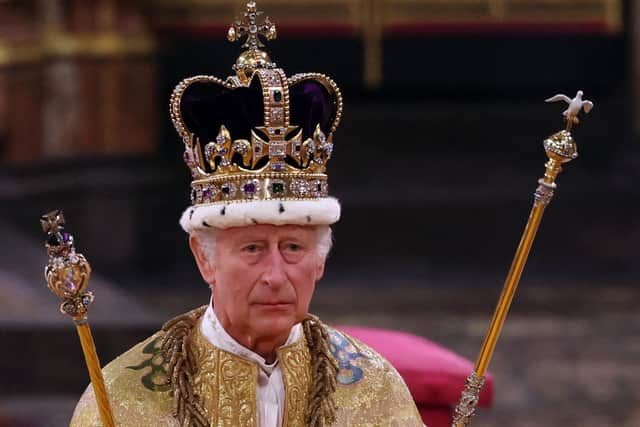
[
  {"xmin": 179, "ymin": 74, "xmax": 338, "ymax": 148},
  {"xmin": 180, "ymin": 77, "xmax": 264, "ymax": 144},
  {"xmin": 289, "ymin": 79, "xmax": 336, "ymax": 137}
]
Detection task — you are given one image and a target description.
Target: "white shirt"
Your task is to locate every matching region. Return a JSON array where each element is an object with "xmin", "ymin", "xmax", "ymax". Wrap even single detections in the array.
[{"xmin": 200, "ymin": 303, "xmax": 302, "ymax": 427}]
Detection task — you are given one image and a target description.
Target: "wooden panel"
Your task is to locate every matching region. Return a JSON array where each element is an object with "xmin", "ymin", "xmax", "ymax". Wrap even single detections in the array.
[
  {"xmin": 0, "ymin": 0, "xmax": 158, "ymax": 163},
  {"xmin": 382, "ymin": 0, "xmax": 622, "ymax": 33},
  {"xmin": 0, "ymin": 65, "xmax": 43, "ymax": 163}
]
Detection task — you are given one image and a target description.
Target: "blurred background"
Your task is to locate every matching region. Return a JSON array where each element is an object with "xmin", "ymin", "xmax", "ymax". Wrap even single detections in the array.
[{"xmin": 0, "ymin": 0, "xmax": 638, "ymax": 426}]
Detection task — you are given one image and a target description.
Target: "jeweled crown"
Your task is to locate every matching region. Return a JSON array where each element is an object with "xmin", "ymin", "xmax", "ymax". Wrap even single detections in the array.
[{"xmin": 170, "ymin": 1, "xmax": 342, "ymax": 206}]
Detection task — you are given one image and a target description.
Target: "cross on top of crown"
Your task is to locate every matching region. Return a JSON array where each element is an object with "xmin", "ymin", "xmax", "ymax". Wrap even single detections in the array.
[{"xmin": 227, "ymin": 1, "xmax": 277, "ymax": 50}]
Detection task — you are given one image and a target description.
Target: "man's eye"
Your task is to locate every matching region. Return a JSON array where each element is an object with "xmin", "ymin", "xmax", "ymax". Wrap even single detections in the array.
[
  {"xmin": 243, "ymin": 244, "xmax": 259, "ymax": 252},
  {"xmin": 281, "ymin": 242, "xmax": 305, "ymax": 262}
]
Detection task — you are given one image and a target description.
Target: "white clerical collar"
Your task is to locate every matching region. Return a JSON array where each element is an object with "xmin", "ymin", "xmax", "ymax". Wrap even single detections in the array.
[{"xmin": 200, "ymin": 301, "xmax": 302, "ymax": 375}]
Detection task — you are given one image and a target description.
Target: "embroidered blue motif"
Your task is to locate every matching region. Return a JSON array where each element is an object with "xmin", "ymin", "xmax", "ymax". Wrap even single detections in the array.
[{"xmin": 328, "ymin": 330, "xmax": 369, "ymax": 385}]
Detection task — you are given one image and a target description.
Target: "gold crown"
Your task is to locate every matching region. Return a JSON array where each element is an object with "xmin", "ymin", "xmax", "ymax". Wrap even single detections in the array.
[{"xmin": 170, "ymin": 2, "xmax": 343, "ymax": 207}]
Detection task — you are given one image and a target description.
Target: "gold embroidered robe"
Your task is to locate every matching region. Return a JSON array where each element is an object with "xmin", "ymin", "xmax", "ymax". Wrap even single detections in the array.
[{"xmin": 70, "ymin": 313, "xmax": 423, "ymax": 426}]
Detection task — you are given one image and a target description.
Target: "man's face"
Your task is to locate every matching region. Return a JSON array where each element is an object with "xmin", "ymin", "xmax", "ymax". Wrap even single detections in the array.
[{"xmin": 191, "ymin": 224, "xmax": 325, "ymax": 346}]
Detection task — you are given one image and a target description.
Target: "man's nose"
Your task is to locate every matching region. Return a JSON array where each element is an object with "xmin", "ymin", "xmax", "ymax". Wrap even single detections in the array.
[{"xmin": 262, "ymin": 247, "xmax": 287, "ymax": 287}]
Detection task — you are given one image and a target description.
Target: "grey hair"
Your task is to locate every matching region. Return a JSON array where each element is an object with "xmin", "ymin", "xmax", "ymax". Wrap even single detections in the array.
[{"xmin": 191, "ymin": 225, "xmax": 333, "ymax": 265}]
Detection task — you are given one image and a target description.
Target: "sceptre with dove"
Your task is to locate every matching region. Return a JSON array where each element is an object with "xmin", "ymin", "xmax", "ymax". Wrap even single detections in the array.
[
  {"xmin": 545, "ymin": 90, "xmax": 594, "ymax": 130},
  {"xmin": 451, "ymin": 90, "xmax": 595, "ymax": 426}
]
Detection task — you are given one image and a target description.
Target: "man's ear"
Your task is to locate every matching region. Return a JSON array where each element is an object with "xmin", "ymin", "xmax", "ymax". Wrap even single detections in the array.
[
  {"xmin": 189, "ymin": 235, "xmax": 216, "ymax": 286},
  {"xmin": 315, "ymin": 257, "xmax": 326, "ymax": 282}
]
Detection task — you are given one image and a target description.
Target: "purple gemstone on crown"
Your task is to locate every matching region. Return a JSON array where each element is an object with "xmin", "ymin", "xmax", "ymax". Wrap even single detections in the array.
[
  {"xmin": 203, "ymin": 188, "xmax": 212, "ymax": 200},
  {"xmin": 243, "ymin": 182, "xmax": 256, "ymax": 194},
  {"xmin": 62, "ymin": 232, "xmax": 72, "ymax": 243},
  {"xmin": 271, "ymin": 162, "xmax": 283, "ymax": 171}
]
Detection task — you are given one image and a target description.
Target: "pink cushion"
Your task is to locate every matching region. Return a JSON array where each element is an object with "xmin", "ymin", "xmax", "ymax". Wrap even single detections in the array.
[
  {"xmin": 337, "ymin": 325, "xmax": 494, "ymax": 408},
  {"xmin": 420, "ymin": 408, "xmax": 453, "ymax": 427}
]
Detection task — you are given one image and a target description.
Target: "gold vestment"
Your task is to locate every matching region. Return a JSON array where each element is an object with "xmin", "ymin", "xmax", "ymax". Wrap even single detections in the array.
[{"xmin": 70, "ymin": 310, "xmax": 423, "ymax": 426}]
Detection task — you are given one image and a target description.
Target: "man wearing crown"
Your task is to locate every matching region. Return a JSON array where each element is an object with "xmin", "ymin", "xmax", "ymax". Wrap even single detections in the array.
[{"xmin": 70, "ymin": 2, "xmax": 423, "ymax": 426}]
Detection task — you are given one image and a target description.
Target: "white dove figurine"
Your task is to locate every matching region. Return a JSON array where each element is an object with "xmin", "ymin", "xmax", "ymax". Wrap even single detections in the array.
[{"xmin": 545, "ymin": 90, "xmax": 594, "ymax": 120}]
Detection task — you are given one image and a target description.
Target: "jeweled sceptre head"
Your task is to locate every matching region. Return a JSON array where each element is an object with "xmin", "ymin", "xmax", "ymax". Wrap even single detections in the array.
[
  {"xmin": 170, "ymin": 1, "xmax": 343, "ymax": 233},
  {"xmin": 40, "ymin": 211, "xmax": 115, "ymax": 426},
  {"xmin": 41, "ymin": 209, "xmax": 94, "ymax": 321}
]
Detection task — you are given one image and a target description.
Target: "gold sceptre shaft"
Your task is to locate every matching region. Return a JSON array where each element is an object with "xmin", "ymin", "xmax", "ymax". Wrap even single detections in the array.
[
  {"xmin": 40, "ymin": 210, "xmax": 116, "ymax": 427},
  {"xmin": 451, "ymin": 90, "xmax": 594, "ymax": 427}
]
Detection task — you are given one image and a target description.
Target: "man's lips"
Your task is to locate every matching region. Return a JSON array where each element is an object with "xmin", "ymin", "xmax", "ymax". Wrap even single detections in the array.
[{"xmin": 251, "ymin": 301, "xmax": 293, "ymax": 308}]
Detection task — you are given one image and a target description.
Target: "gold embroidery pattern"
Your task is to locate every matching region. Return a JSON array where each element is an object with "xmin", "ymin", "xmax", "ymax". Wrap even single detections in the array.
[
  {"xmin": 327, "ymin": 328, "xmax": 424, "ymax": 427},
  {"xmin": 278, "ymin": 337, "xmax": 313, "ymax": 427},
  {"xmin": 191, "ymin": 323, "xmax": 258, "ymax": 427},
  {"xmin": 191, "ymin": 328, "xmax": 219, "ymax": 425},
  {"xmin": 218, "ymin": 352, "xmax": 257, "ymax": 426}
]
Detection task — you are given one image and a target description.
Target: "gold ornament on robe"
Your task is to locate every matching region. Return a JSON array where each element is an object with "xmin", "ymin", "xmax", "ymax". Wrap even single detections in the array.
[{"xmin": 70, "ymin": 310, "xmax": 423, "ymax": 427}]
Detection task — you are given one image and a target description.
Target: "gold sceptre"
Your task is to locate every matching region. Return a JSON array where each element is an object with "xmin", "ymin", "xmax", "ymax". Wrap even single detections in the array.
[
  {"xmin": 451, "ymin": 90, "xmax": 595, "ymax": 427},
  {"xmin": 40, "ymin": 210, "xmax": 116, "ymax": 427}
]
